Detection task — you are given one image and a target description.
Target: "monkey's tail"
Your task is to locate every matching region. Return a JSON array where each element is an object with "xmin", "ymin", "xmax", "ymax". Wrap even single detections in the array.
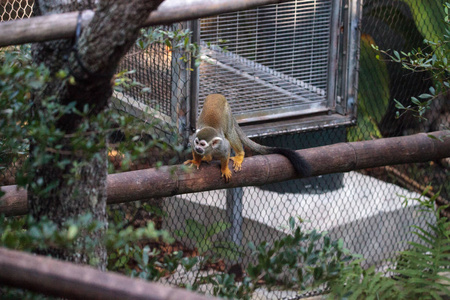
[
  {"xmin": 269, "ymin": 147, "xmax": 311, "ymax": 177},
  {"xmin": 233, "ymin": 119, "xmax": 311, "ymax": 177}
]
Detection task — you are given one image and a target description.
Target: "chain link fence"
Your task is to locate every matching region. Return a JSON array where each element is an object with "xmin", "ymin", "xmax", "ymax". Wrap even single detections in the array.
[
  {"xmin": 1, "ymin": 0, "xmax": 449, "ymax": 299},
  {"xmin": 0, "ymin": 0, "xmax": 32, "ymax": 21}
]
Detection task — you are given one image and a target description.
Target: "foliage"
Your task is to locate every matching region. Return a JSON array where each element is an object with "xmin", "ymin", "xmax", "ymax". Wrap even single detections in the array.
[
  {"xmin": 106, "ymin": 220, "xmax": 182, "ymax": 281},
  {"xmin": 328, "ymin": 260, "xmax": 402, "ymax": 300},
  {"xmin": 174, "ymin": 219, "xmax": 241, "ymax": 260},
  {"xmin": 0, "ymin": 286, "xmax": 51, "ymax": 300},
  {"xmin": 138, "ymin": 27, "xmax": 201, "ymax": 68},
  {"xmin": 0, "ymin": 45, "xmax": 183, "ymax": 197},
  {"xmin": 184, "ymin": 217, "xmax": 357, "ymax": 299},
  {"xmin": 0, "ymin": 45, "xmax": 43, "ymax": 193},
  {"xmin": 402, "ymin": 0, "xmax": 447, "ymax": 52},
  {"xmin": 348, "ymin": 34, "xmax": 389, "ymax": 141},
  {"xmin": 3, "ymin": 213, "xmax": 352, "ymax": 299},
  {"xmin": 372, "ymin": 2, "xmax": 450, "ymax": 124},
  {"xmin": 0, "ymin": 212, "xmax": 172, "ymax": 259},
  {"xmin": 0, "ymin": 41, "xmax": 182, "ymax": 283},
  {"xmin": 393, "ymin": 193, "xmax": 450, "ymax": 299},
  {"xmin": 0, "ymin": 34, "xmax": 186, "ymax": 297},
  {"xmin": 245, "ymin": 218, "xmax": 354, "ymax": 292},
  {"xmin": 0, "ymin": 213, "xmax": 98, "ymax": 252},
  {"xmin": 327, "ymin": 190, "xmax": 450, "ymax": 300},
  {"xmin": 0, "ymin": 211, "xmax": 174, "ymax": 297}
]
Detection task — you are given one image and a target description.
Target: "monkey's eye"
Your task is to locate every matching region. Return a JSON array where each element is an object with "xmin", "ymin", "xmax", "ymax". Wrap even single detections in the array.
[
  {"xmin": 194, "ymin": 138, "xmax": 199, "ymax": 145},
  {"xmin": 199, "ymin": 141, "xmax": 207, "ymax": 147}
]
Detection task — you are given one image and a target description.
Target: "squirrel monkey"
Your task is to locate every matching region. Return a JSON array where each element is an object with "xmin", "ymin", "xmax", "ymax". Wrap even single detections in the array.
[{"xmin": 184, "ymin": 94, "xmax": 310, "ymax": 181}]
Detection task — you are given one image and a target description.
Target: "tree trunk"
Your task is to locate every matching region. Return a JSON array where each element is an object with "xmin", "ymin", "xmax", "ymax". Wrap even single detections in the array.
[{"xmin": 28, "ymin": 0, "xmax": 163, "ymax": 270}]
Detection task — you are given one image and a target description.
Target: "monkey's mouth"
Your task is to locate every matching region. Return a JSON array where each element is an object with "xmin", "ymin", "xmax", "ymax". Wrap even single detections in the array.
[{"xmin": 194, "ymin": 147, "xmax": 204, "ymax": 155}]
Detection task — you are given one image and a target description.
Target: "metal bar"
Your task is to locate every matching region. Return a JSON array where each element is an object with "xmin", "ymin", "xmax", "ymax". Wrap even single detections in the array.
[
  {"xmin": 226, "ymin": 187, "xmax": 244, "ymax": 247},
  {"xmin": 345, "ymin": 0, "xmax": 362, "ymax": 117},
  {"xmin": 200, "ymin": 55, "xmax": 311, "ymax": 103},
  {"xmin": 201, "ymin": 46, "xmax": 327, "ymax": 96},
  {"xmin": 326, "ymin": 0, "xmax": 341, "ymax": 112}
]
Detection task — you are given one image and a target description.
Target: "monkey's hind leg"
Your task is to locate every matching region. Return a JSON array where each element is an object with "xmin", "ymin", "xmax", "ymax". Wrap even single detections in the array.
[
  {"xmin": 230, "ymin": 145, "xmax": 245, "ymax": 172},
  {"xmin": 183, "ymin": 151, "xmax": 203, "ymax": 169},
  {"xmin": 220, "ymin": 156, "xmax": 232, "ymax": 182}
]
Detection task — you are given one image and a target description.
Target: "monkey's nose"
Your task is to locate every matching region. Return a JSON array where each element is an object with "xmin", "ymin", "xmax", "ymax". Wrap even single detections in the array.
[{"xmin": 194, "ymin": 147, "xmax": 204, "ymax": 155}]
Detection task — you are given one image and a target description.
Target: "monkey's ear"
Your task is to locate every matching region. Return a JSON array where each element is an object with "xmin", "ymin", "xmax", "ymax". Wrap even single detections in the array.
[{"xmin": 211, "ymin": 137, "xmax": 222, "ymax": 148}]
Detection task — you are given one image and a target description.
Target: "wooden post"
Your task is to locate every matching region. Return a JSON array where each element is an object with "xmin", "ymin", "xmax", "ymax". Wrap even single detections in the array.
[
  {"xmin": 0, "ymin": 247, "xmax": 216, "ymax": 300},
  {"xmin": 1, "ymin": 131, "xmax": 449, "ymax": 216}
]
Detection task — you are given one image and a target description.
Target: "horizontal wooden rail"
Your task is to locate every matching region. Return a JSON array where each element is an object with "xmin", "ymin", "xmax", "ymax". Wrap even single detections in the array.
[
  {"xmin": 0, "ymin": 0, "xmax": 290, "ymax": 47},
  {"xmin": 1, "ymin": 131, "xmax": 449, "ymax": 216},
  {"xmin": 0, "ymin": 247, "xmax": 215, "ymax": 300}
]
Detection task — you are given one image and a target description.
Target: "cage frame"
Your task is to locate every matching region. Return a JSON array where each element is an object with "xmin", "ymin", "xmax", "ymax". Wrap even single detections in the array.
[{"xmin": 186, "ymin": 0, "xmax": 362, "ymax": 137}]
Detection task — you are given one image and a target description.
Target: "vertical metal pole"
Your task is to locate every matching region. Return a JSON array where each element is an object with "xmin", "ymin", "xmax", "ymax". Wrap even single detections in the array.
[
  {"xmin": 326, "ymin": 0, "xmax": 341, "ymax": 113},
  {"xmin": 345, "ymin": 0, "xmax": 362, "ymax": 118},
  {"xmin": 226, "ymin": 187, "xmax": 244, "ymax": 248}
]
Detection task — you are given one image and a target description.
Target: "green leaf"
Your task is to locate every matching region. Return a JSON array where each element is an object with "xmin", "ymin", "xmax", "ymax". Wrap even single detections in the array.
[
  {"xmin": 418, "ymin": 93, "xmax": 433, "ymax": 99},
  {"xmin": 142, "ymin": 247, "xmax": 149, "ymax": 266},
  {"xmin": 411, "ymin": 96, "xmax": 421, "ymax": 106},
  {"xmin": 205, "ymin": 221, "xmax": 230, "ymax": 239},
  {"xmin": 313, "ymin": 266, "xmax": 324, "ymax": 280},
  {"xmin": 67, "ymin": 225, "xmax": 78, "ymax": 240},
  {"xmin": 429, "ymin": 86, "xmax": 436, "ymax": 95},
  {"xmin": 288, "ymin": 216, "xmax": 296, "ymax": 231},
  {"xmin": 393, "ymin": 50, "xmax": 401, "ymax": 61}
]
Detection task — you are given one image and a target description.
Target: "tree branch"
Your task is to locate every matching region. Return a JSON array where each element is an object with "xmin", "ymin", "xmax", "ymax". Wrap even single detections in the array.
[{"xmin": 0, "ymin": 0, "xmax": 291, "ymax": 47}]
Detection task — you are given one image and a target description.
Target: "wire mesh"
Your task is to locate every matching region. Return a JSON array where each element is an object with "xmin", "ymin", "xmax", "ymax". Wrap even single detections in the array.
[
  {"xmin": 118, "ymin": 42, "xmax": 173, "ymax": 117},
  {"xmin": 0, "ymin": 0, "xmax": 449, "ymax": 299},
  {"xmin": 198, "ymin": 0, "xmax": 331, "ymax": 123},
  {"xmin": 0, "ymin": 0, "xmax": 33, "ymax": 21}
]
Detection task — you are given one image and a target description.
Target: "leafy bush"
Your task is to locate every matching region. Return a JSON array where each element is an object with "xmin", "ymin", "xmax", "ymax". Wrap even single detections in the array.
[{"xmin": 0, "ymin": 45, "xmax": 183, "ymax": 198}]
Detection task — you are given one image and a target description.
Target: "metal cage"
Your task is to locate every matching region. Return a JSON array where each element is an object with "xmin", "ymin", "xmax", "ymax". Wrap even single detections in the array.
[
  {"xmin": 192, "ymin": 0, "xmax": 361, "ymax": 136},
  {"xmin": 114, "ymin": 0, "xmax": 362, "ymax": 140}
]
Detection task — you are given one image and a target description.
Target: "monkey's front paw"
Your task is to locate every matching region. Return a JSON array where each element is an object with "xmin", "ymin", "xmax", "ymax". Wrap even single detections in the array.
[
  {"xmin": 221, "ymin": 168, "xmax": 232, "ymax": 182},
  {"xmin": 230, "ymin": 156, "xmax": 243, "ymax": 172},
  {"xmin": 183, "ymin": 159, "xmax": 201, "ymax": 169}
]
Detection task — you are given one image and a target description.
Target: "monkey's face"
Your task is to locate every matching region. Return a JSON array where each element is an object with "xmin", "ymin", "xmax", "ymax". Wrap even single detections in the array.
[
  {"xmin": 193, "ymin": 137, "xmax": 208, "ymax": 155},
  {"xmin": 193, "ymin": 136, "xmax": 222, "ymax": 155},
  {"xmin": 192, "ymin": 127, "xmax": 223, "ymax": 156}
]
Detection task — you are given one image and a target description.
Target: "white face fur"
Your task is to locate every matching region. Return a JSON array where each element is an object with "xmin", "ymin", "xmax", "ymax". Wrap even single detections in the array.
[
  {"xmin": 194, "ymin": 137, "xmax": 208, "ymax": 148},
  {"xmin": 193, "ymin": 136, "xmax": 222, "ymax": 155}
]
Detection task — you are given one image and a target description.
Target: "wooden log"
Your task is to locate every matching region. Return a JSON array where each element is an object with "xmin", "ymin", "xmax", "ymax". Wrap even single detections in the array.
[
  {"xmin": 0, "ymin": 247, "xmax": 215, "ymax": 300},
  {"xmin": 0, "ymin": 0, "xmax": 290, "ymax": 47},
  {"xmin": 1, "ymin": 131, "xmax": 449, "ymax": 217}
]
